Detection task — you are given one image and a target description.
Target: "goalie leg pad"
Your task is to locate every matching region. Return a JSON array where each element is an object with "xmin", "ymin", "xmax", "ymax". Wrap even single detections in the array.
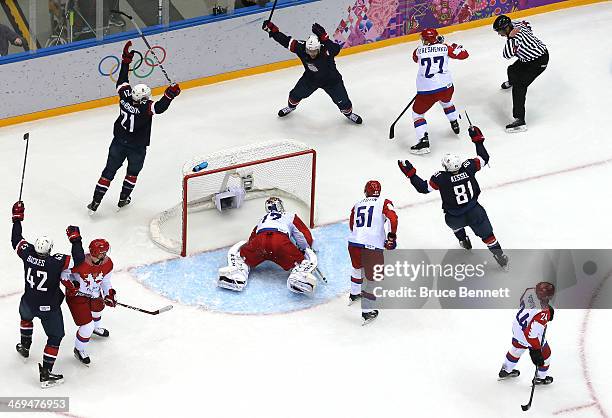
[
  {"xmin": 218, "ymin": 240, "xmax": 250, "ymax": 291},
  {"xmin": 287, "ymin": 248, "xmax": 318, "ymax": 294}
]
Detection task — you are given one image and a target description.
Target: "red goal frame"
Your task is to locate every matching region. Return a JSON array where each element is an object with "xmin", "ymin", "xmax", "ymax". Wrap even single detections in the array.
[{"xmin": 180, "ymin": 149, "xmax": 317, "ymax": 257}]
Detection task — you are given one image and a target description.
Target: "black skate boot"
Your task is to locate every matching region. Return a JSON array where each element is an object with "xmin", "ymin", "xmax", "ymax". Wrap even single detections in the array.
[
  {"xmin": 362, "ymin": 310, "xmax": 379, "ymax": 326},
  {"xmin": 16, "ymin": 343, "xmax": 30, "ymax": 359},
  {"xmin": 117, "ymin": 196, "xmax": 131, "ymax": 209},
  {"xmin": 498, "ymin": 368, "xmax": 520, "ymax": 380},
  {"xmin": 345, "ymin": 112, "xmax": 363, "ymax": 125},
  {"xmin": 534, "ymin": 376, "xmax": 553, "ymax": 385},
  {"xmin": 459, "ymin": 236, "xmax": 472, "ymax": 250},
  {"xmin": 505, "ymin": 118, "xmax": 527, "ymax": 133},
  {"xmin": 348, "ymin": 293, "xmax": 361, "ymax": 306},
  {"xmin": 450, "ymin": 119, "xmax": 460, "ymax": 134},
  {"xmin": 501, "ymin": 81, "xmax": 512, "ymax": 90},
  {"xmin": 93, "ymin": 328, "xmax": 110, "ymax": 338},
  {"xmin": 410, "ymin": 134, "xmax": 430, "ymax": 155},
  {"xmin": 278, "ymin": 106, "xmax": 296, "ymax": 117},
  {"xmin": 87, "ymin": 199, "xmax": 101, "ymax": 214},
  {"xmin": 493, "ymin": 253, "xmax": 509, "ymax": 270},
  {"xmin": 74, "ymin": 347, "xmax": 91, "ymax": 366},
  {"xmin": 39, "ymin": 363, "xmax": 64, "ymax": 389}
]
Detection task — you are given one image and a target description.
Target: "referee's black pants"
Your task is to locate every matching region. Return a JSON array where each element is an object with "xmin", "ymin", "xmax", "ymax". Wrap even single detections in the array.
[{"xmin": 507, "ymin": 52, "xmax": 549, "ymax": 120}]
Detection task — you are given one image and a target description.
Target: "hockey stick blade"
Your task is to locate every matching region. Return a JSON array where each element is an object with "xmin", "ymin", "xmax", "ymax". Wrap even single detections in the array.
[
  {"xmin": 110, "ymin": 9, "xmax": 133, "ymax": 20},
  {"xmin": 156, "ymin": 305, "xmax": 174, "ymax": 314}
]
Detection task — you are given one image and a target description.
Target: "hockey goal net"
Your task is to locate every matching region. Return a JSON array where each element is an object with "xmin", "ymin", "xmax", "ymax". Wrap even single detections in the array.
[{"xmin": 150, "ymin": 140, "xmax": 316, "ymax": 256}]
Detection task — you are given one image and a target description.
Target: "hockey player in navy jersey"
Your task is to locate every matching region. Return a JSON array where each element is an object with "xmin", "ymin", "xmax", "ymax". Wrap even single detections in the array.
[
  {"xmin": 263, "ymin": 21, "xmax": 362, "ymax": 124},
  {"xmin": 397, "ymin": 126, "xmax": 509, "ymax": 268},
  {"xmin": 11, "ymin": 201, "xmax": 85, "ymax": 388}
]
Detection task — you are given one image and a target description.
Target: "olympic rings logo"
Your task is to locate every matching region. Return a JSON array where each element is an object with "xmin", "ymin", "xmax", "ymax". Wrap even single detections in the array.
[{"xmin": 98, "ymin": 46, "xmax": 167, "ymax": 81}]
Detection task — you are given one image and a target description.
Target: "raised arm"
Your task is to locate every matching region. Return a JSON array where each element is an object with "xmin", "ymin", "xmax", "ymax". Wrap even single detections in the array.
[
  {"xmin": 263, "ymin": 21, "xmax": 298, "ymax": 53},
  {"xmin": 468, "ymin": 126, "xmax": 490, "ymax": 166},
  {"xmin": 117, "ymin": 41, "xmax": 134, "ymax": 90},
  {"xmin": 151, "ymin": 84, "xmax": 180, "ymax": 115},
  {"xmin": 398, "ymin": 161, "xmax": 434, "ymax": 194},
  {"xmin": 66, "ymin": 226, "xmax": 85, "ymax": 267},
  {"xmin": 11, "ymin": 201, "xmax": 25, "ymax": 250},
  {"xmin": 312, "ymin": 23, "xmax": 340, "ymax": 57}
]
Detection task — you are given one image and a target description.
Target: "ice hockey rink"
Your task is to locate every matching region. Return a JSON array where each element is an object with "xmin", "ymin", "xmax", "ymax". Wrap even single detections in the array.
[{"xmin": 1, "ymin": 2, "xmax": 611, "ymax": 417}]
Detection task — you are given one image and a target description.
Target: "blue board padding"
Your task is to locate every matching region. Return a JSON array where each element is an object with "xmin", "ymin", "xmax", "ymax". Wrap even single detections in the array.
[{"xmin": 132, "ymin": 222, "xmax": 351, "ymax": 314}]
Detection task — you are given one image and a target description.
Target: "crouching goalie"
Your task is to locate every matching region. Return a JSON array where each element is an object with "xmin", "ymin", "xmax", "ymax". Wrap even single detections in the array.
[{"xmin": 218, "ymin": 197, "xmax": 318, "ymax": 294}]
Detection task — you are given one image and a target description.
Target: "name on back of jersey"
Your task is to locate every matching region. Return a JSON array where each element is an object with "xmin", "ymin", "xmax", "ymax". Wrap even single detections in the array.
[
  {"xmin": 27, "ymin": 255, "xmax": 45, "ymax": 267},
  {"xmin": 451, "ymin": 172, "xmax": 468, "ymax": 182}
]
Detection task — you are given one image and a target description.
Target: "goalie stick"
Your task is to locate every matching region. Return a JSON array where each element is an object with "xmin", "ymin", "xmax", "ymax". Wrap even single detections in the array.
[
  {"xmin": 521, "ymin": 327, "xmax": 547, "ymax": 411},
  {"xmin": 388, "ymin": 95, "xmax": 417, "ymax": 140},
  {"xmin": 117, "ymin": 301, "xmax": 173, "ymax": 315}
]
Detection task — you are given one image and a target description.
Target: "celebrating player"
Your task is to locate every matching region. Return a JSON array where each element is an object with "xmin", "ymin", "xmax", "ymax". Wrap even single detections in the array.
[
  {"xmin": 64, "ymin": 238, "xmax": 116, "ymax": 365},
  {"xmin": 263, "ymin": 20, "xmax": 363, "ymax": 124},
  {"xmin": 409, "ymin": 28, "xmax": 469, "ymax": 155},
  {"xmin": 348, "ymin": 181, "xmax": 398, "ymax": 325},
  {"xmin": 218, "ymin": 197, "xmax": 318, "ymax": 294},
  {"xmin": 398, "ymin": 125, "xmax": 509, "ymax": 268},
  {"xmin": 498, "ymin": 282, "xmax": 555, "ymax": 384},
  {"xmin": 87, "ymin": 41, "xmax": 181, "ymax": 213},
  {"xmin": 11, "ymin": 201, "xmax": 85, "ymax": 388}
]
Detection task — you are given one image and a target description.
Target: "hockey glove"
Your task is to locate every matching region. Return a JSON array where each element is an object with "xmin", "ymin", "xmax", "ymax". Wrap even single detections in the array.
[
  {"xmin": 104, "ymin": 289, "xmax": 117, "ymax": 307},
  {"xmin": 122, "ymin": 41, "xmax": 134, "ymax": 64},
  {"xmin": 548, "ymin": 305, "xmax": 554, "ymax": 321},
  {"xmin": 398, "ymin": 160, "xmax": 416, "ymax": 178},
  {"xmin": 164, "ymin": 83, "xmax": 181, "ymax": 100},
  {"xmin": 529, "ymin": 348, "xmax": 545, "ymax": 367},
  {"xmin": 66, "ymin": 225, "xmax": 81, "ymax": 243},
  {"xmin": 61, "ymin": 279, "xmax": 78, "ymax": 297},
  {"xmin": 263, "ymin": 20, "xmax": 278, "ymax": 35},
  {"xmin": 384, "ymin": 232, "xmax": 397, "ymax": 250},
  {"xmin": 312, "ymin": 23, "xmax": 329, "ymax": 41},
  {"xmin": 468, "ymin": 126, "xmax": 485, "ymax": 143},
  {"xmin": 12, "ymin": 201, "xmax": 25, "ymax": 222}
]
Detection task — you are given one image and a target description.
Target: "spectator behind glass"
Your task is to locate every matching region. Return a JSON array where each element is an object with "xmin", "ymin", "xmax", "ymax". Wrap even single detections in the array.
[{"xmin": 0, "ymin": 23, "xmax": 24, "ymax": 56}]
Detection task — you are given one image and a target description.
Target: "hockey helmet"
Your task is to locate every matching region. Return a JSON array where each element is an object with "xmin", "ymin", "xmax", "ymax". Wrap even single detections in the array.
[
  {"xmin": 265, "ymin": 197, "xmax": 285, "ymax": 214},
  {"xmin": 34, "ymin": 236, "xmax": 53, "ymax": 257},
  {"xmin": 493, "ymin": 15, "xmax": 512, "ymax": 33},
  {"xmin": 305, "ymin": 35, "xmax": 321, "ymax": 58},
  {"xmin": 421, "ymin": 28, "xmax": 442, "ymax": 45},
  {"xmin": 364, "ymin": 180, "xmax": 381, "ymax": 197},
  {"xmin": 441, "ymin": 153, "xmax": 462, "ymax": 172},
  {"xmin": 89, "ymin": 238, "xmax": 110, "ymax": 259},
  {"xmin": 535, "ymin": 281, "xmax": 555, "ymax": 304},
  {"xmin": 132, "ymin": 84, "xmax": 151, "ymax": 103}
]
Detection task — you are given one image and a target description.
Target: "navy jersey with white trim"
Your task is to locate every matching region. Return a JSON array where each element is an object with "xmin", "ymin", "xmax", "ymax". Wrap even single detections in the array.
[{"xmin": 430, "ymin": 159, "xmax": 483, "ymax": 215}]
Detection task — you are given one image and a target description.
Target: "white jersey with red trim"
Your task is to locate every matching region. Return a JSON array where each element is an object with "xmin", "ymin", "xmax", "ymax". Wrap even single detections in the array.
[
  {"xmin": 348, "ymin": 196, "xmax": 397, "ymax": 250},
  {"xmin": 512, "ymin": 289, "xmax": 551, "ymax": 349},
  {"xmin": 65, "ymin": 254, "xmax": 114, "ymax": 298},
  {"xmin": 413, "ymin": 43, "xmax": 469, "ymax": 95},
  {"xmin": 254, "ymin": 211, "xmax": 313, "ymax": 251}
]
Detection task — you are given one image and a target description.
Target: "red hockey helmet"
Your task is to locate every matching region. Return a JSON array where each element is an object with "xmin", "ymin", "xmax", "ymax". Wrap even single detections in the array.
[
  {"xmin": 89, "ymin": 239, "xmax": 110, "ymax": 259},
  {"xmin": 421, "ymin": 28, "xmax": 440, "ymax": 45},
  {"xmin": 364, "ymin": 180, "xmax": 381, "ymax": 197},
  {"xmin": 535, "ymin": 281, "xmax": 555, "ymax": 304}
]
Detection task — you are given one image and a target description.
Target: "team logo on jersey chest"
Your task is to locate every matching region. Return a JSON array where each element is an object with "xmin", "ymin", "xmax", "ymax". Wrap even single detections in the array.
[{"xmin": 306, "ymin": 63, "xmax": 319, "ymax": 72}]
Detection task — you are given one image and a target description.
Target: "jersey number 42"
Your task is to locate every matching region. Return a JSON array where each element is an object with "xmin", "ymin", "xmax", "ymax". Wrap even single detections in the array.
[{"xmin": 26, "ymin": 267, "xmax": 48, "ymax": 292}]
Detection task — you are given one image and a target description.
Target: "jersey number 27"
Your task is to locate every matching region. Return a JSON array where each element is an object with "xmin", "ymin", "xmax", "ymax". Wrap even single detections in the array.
[{"xmin": 421, "ymin": 56, "xmax": 444, "ymax": 79}]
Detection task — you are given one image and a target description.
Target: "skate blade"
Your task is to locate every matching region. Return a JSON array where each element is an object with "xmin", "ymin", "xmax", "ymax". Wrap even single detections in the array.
[
  {"xmin": 74, "ymin": 353, "xmax": 91, "ymax": 367},
  {"xmin": 362, "ymin": 317, "xmax": 378, "ymax": 326},
  {"xmin": 41, "ymin": 379, "xmax": 64, "ymax": 389},
  {"xmin": 88, "ymin": 209, "xmax": 96, "ymax": 216},
  {"xmin": 348, "ymin": 299, "xmax": 360, "ymax": 306},
  {"xmin": 497, "ymin": 374, "xmax": 520, "ymax": 381},
  {"xmin": 409, "ymin": 148, "xmax": 431, "ymax": 155},
  {"xmin": 505, "ymin": 126, "xmax": 528, "ymax": 133}
]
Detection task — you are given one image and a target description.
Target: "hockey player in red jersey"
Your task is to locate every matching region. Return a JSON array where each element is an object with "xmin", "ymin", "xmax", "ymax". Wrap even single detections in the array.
[
  {"xmin": 348, "ymin": 181, "xmax": 398, "ymax": 325},
  {"xmin": 499, "ymin": 282, "xmax": 555, "ymax": 384},
  {"xmin": 64, "ymin": 238, "xmax": 116, "ymax": 365},
  {"xmin": 410, "ymin": 28, "xmax": 469, "ymax": 155},
  {"xmin": 218, "ymin": 197, "xmax": 318, "ymax": 294}
]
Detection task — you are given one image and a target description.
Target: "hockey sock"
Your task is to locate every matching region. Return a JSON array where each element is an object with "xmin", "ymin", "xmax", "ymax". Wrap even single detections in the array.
[
  {"xmin": 43, "ymin": 345, "xmax": 59, "ymax": 371},
  {"xmin": 92, "ymin": 313, "xmax": 103, "ymax": 331},
  {"xmin": 440, "ymin": 101, "xmax": 458, "ymax": 122},
  {"xmin": 75, "ymin": 321, "xmax": 95, "ymax": 352},
  {"xmin": 93, "ymin": 177, "xmax": 111, "ymax": 203},
  {"xmin": 288, "ymin": 97, "xmax": 300, "ymax": 109},
  {"xmin": 503, "ymin": 341, "xmax": 527, "ymax": 371},
  {"xmin": 120, "ymin": 175, "xmax": 137, "ymax": 200},
  {"xmin": 350, "ymin": 276, "xmax": 362, "ymax": 296},
  {"xmin": 483, "ymin": 235, "xmax": 502, "ymax": 254},
  {"xmin": 340, "ymin": 106, "xmax": 353, "ymax": 115},
  {"xmin": 20, "ymin": 320, "xmax": 33, "ymax": 348},
  {"xmin": 453, "ymin": 228, "xmax": 467, "ymax": 242},
  {"xmin": 412, "ymin": 111, "xmax": 428, "ymax": 139}
]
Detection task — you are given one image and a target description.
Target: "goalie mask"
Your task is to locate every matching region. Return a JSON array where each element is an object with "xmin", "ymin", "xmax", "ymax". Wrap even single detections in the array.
[
  {"xmin": 265, "ymin": 197, "xmax": 285, "ymax": 214},
  {"xmin": 34, "ymin": 236, "xmax": 53, "ymax": 257},
  {"xmin": 132, "ymin": 84, "xmax": 151, "ymax": 103}
]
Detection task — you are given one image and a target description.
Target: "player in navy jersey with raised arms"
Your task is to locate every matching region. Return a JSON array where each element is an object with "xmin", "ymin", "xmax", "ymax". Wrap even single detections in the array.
[{"xmin": 398, "ymin": 125, "xmax": 509, "ymax": 269}]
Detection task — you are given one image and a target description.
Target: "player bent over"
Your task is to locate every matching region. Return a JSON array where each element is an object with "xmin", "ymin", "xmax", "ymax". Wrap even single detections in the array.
[
  {"xmin": 87, "ymin": 41, "xmax": 181, "ymax": 213},
  {"xmin": 263, "ymin": 20, "xmax": 363, "ymax": 124},
  {"xmin": 11, "ymin": 201, "xmax": 85, "ymax": 388},
  {"xmin": 218, "ymin": 197, "xmax": 318, "ymax": 294},
  {"xmin": 64, "ymin": 239, "xmax": 116, "ymax": 365},
  {"xmin": 398, "ymin": 126, "xmax": 509, "ymax": 268},
  {"xmin": 499, "ymin": 282, "xmax": 555, "ymax": 384},
  {"xmin": 410, "ymin": 28, "xmax": 469, "ymax": 155},
  {"xmin": 348, "ymin": 181, "xmax": 398, "ymax": 325}
]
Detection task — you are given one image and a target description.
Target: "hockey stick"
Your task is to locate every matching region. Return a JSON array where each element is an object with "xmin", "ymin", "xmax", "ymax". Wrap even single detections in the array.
[
  {"xmin": 314, "ymin": 266, "xmax": 328, "ymax": 284},
  {"xmin": 262, "ymin": 0, "xmax": 279, "ymax": 29},
  {"xmin": 389, "ymin": 95, "xmax": 417, "ymax": 140},
  {"xmin": 111, "ymin": 10, "xmax": 173, "ymax": 83},
  {"xmin": 18, "ymin": 133, "xmax": 29, "ymax": 201},
  {"xmin": 465, "ymin": 110, "xmax": 473, "ymax": 127},
  {"xmin": 521, "ymin": 327, "xmax": 547, "ymax": 411},
  {"xmin": 116, "ymin": 301, "xmax": 173, "ymax": 315}
]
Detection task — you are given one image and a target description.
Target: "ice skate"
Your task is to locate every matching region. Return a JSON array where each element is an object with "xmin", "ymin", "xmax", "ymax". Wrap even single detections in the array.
[
  {"xmin": 93, "ymin": 328, "xmax": 110, "ymax": 338},
  {"xmin": 534, "ymin": 376, "xmax": 553, "ymax": 385},
  {"xmin": 459, "ymin": 236, "xmax": 472, "ymax": 250},
  {"xmin": 501, "ymin": 81, "xmax": 512, "ymax": 90},
  {"xmin": 410, "ymin": 134, "xmax": 430, "ymax": 155},
  {"xmin": 498, "ymin": 368, "xmax": 520, "ymax": 380},
  {"xmin": 117, "ymin": 196, "xmax": 131, "ymax": 211},
  {"xmin": 494, "ymin": 253, "xmax": 509, "ymax": 270},
  {"xmin": 450, "ymin": 119, "xmax": 460, "ymax": 134},
  {"xmin": 361, "ymin": 310, "xmax": 379, "ymax": 326},
  {"xmin": 505, "ymin": 118, "xmax": 527, "ymax": 133},
  {"xmin": 74, "ymin": 347, "xmax": 91, "ymax": 366},
  {"xmin": 87, "ymin": 199, "xmax": 100, "ymax": 215},
  {"xmin": 345, "ymin": 112, "xmax": 363, "ymax": 125},
  {"xmin": 348, "ymin": 293, "xmax": 361, "ymax": 306},
  {"xmin": 278, "ymin": 106, "xmax": 296, "ymax": 117},
  {"xmin": 16, "ymin": 343, "xmax": 29, "ymax": 360},
  {"xmin": 39, "ymin": 363, "xmax": 64, "ymax": 388}
]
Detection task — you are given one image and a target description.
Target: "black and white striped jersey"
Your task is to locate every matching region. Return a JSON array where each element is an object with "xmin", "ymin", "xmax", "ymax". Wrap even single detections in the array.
[{"xmin": 503, "ymin": 21, "xmax": 547, "ymax": 62}]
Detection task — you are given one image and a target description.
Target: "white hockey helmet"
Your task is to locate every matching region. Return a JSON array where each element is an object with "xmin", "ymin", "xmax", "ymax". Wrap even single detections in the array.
[
  {"xmin": 265, "ymin": 197, "xmax": 285, "ymax": 213},
  {"xmin": 34, "ymin": 236, "xmax": 53, "ymax": 257},
  {"xmin": 441, "ymin": 153, "xmax": 462, "ymax": 172},
  {"xmin": 132, "ymin": 84, "xmax": 151, "ymax": 103},
  {"xmin": 305, "ymin": 35, "xmax": 321, "ymax": 58}
]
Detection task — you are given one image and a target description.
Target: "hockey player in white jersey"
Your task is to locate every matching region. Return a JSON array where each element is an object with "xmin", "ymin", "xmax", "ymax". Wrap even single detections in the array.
[
  {"xmin": 218, "ymin": 197, "xmax": 318, "ymax": 294},
  {"xmin": 499, "ymin": 282, "xmax": 555, "ymax": 384},
  {"xmin": 348, "ymin": 181, "xmax": 398, "ymax": 324},
  {"xmin": 410, "ymin": 28, "xmax": 469, "ymax": 155}
]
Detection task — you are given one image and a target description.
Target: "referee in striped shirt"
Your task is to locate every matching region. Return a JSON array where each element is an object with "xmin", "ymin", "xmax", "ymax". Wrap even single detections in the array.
[{"xmin": 493, "ymin": 15, "xmax": 549, "ymax": 132}]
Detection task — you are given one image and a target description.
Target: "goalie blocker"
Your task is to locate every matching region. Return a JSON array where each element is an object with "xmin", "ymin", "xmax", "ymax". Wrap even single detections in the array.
[{"xmin": 218, "ymin": 197, "xmax": 318, "ymax": 294}]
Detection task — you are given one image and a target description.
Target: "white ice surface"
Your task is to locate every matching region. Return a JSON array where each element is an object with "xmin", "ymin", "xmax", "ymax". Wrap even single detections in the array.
[{"xmin": 1, "ymin": 3, "xmax": 611, "ymax": 417}]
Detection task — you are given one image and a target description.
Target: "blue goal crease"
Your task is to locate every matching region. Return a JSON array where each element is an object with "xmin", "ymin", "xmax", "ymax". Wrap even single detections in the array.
[{"xmin": 132, "ymin": 222, "xmax": 351, "ymax": 315}]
